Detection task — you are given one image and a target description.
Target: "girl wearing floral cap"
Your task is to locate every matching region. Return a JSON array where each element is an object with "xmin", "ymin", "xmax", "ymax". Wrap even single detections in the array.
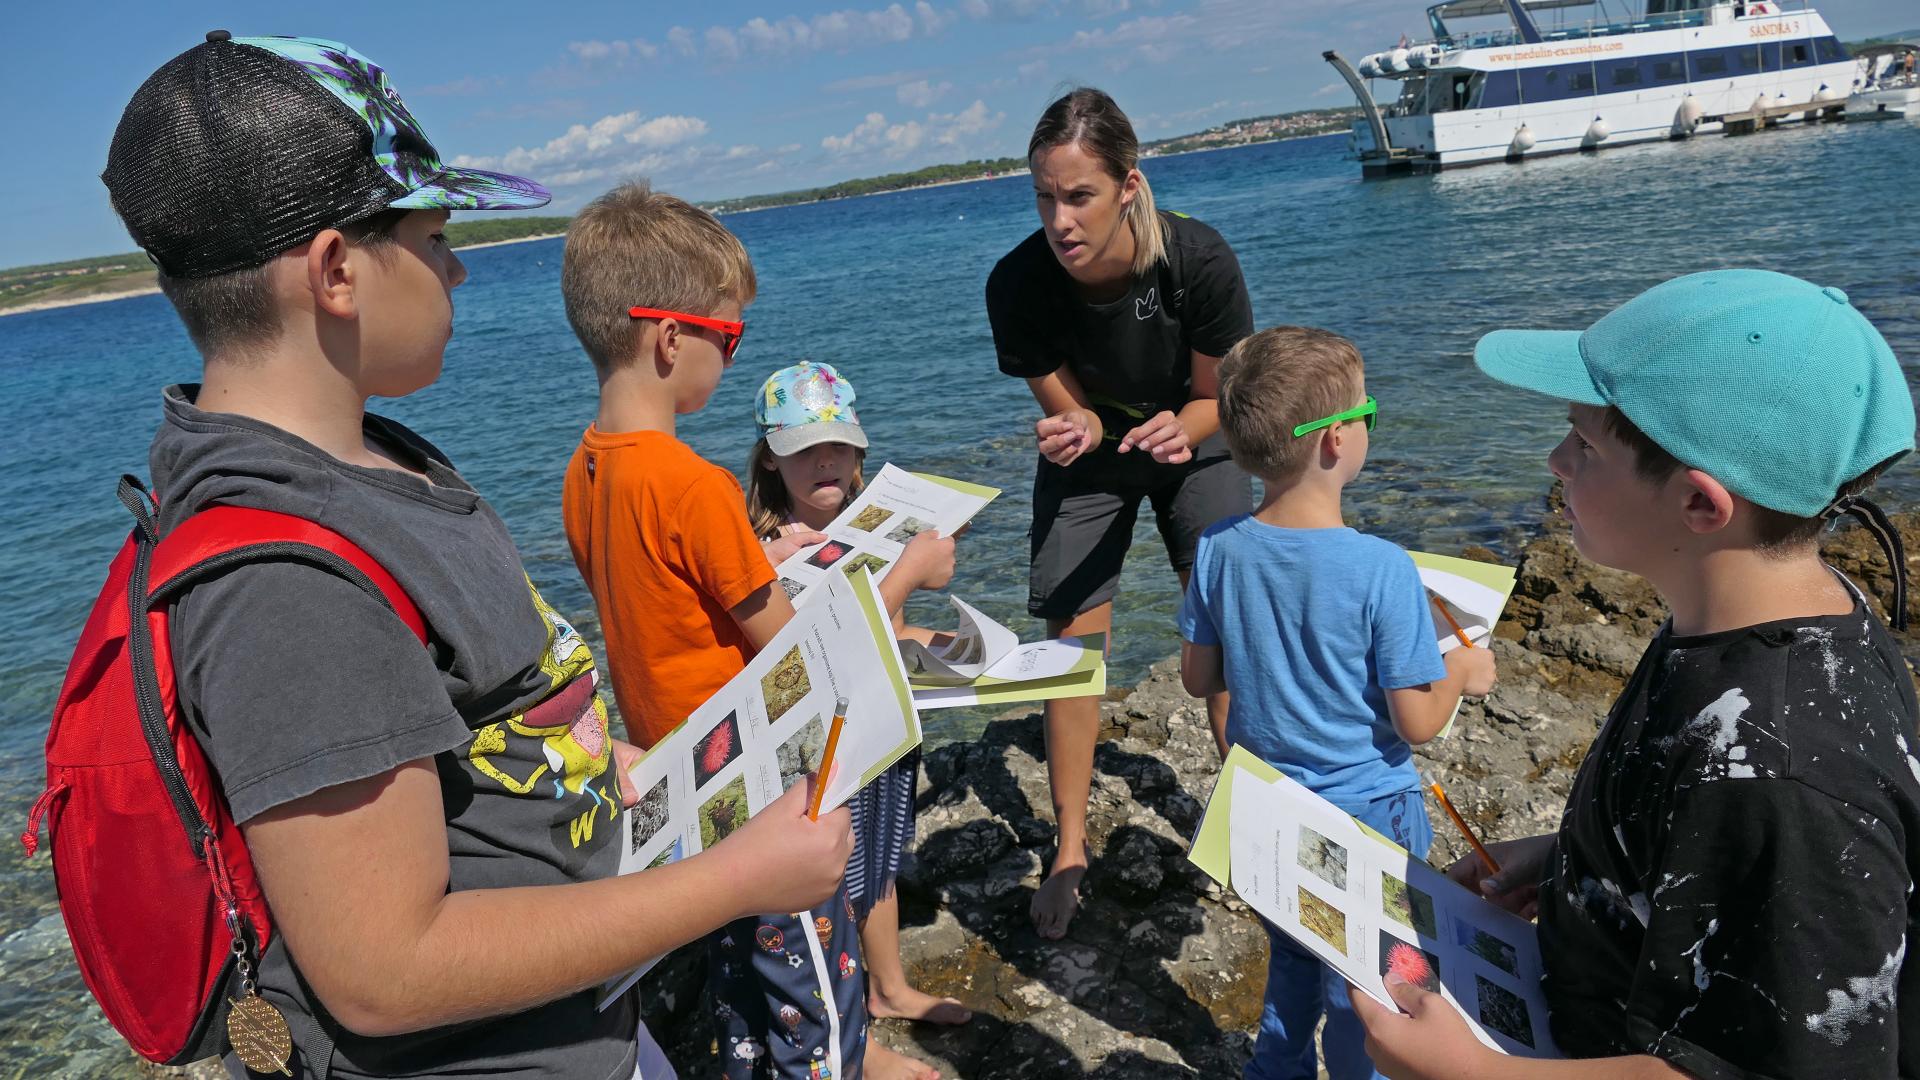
[{"xmin": 747, "ymin": 362, "xmax": 974, "ymax": 1067}]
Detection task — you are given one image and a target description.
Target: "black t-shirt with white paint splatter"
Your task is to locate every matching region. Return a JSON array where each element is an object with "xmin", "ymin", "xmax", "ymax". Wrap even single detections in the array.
[{"xmin": 1539, "ymin": 588, "xmax": 1920, "ymax": 1079}]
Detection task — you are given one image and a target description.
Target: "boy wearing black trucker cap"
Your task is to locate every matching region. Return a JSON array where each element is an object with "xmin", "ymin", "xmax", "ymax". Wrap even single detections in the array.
[
  {"xmin": 98, "ymin": 31, "xmax": 853, "ymax": 1079},
  {"xmin": 1350, "ymin": 269, "xmax": 1920, "ymax": 1080}
]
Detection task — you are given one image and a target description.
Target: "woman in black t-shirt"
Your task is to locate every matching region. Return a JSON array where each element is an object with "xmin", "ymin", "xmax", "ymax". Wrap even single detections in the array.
[{"xmin": 986, "ymin": 88, "xmax": 1254, "ymax": 939}]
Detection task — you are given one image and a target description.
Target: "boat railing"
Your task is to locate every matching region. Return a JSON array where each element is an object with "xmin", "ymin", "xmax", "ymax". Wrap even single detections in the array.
[{"xmin": 1411, "ymin": 0, "xmax": 1818, "ymax": 55}]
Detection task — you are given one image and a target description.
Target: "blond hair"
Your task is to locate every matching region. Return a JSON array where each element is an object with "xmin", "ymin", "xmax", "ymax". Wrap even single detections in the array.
[
  {"xmin": 1217, "ymin": 326, "xmax": 1366, "ymax": 483},
  {"xmin": 745, "ymin": 437, "xmax": 868, "ymax": 540},
  {"xmin": 1028, "ymin": 88, "xmax": 1167, "ymax": 277},
  {"xmin": 561, "ymin": 181, "xmax": 757, "ymax": 371}
]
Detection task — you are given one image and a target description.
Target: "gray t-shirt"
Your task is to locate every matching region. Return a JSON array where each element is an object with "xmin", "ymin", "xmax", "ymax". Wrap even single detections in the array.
[{"xmin": 149, "ymin": 386, "xmax": 636, "ymax": 1080}]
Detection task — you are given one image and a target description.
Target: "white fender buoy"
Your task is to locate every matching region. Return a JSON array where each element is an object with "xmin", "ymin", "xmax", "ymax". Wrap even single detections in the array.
[
  {"xmin": 1672, "ymin": 95, "xmax": 1704, "ymax": 136},
  {"xmin": 1508, "ymin": 124, "xmax": 1536, "ymax": 156},
  {"xmin": 1813, "ymin": 82, "xmax": 1842, "ymax": 103},
  {"xmin": 1751, "ymin": 92, "xmax": 1771, "ymax": 116},
  {"xmin": 1386, "ymin": 47, "xmax": 1410, "ymax": 72},
  {"xmin": 1583, "ymin": 116, "xmax": 1611, "ymax": 147},
  {"xmin": 1358, "ymin": 56, "xmax": 1381, "ymax": 78}
]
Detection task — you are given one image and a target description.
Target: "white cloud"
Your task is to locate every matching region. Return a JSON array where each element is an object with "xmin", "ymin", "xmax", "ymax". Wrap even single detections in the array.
[
  {"xmin": 896, "ymin": 78, "xmax": 953, "ymax": 107},
  {"xmin": 452, "ymin": 111, "xmax": 711, "ymax": 175},
  {"xmin": 1018, "ymin": 58, "xmax": 1049, "ymax": 80},
  {"xmin": 1312, "ymin": 81, "xmax": 1344, "ymax": 98},
  {"xmin": 824, "ymin": 68, "xmax": 934, "ymax": 92},
  {"xmin": 823, "ymin": 98, "xmax": 1006, "ymax": 160},
  {"xmin": 566, "ymin": 38, "xmax": 660, "ymax": 65},
  {"xmin": 960, "ymin": 0, "xmax": 991, "ymax": 14},
  {"xmin": 573, "ymin": 3, "xmax": 961, "ymax": 67},
  {"xmin": 929, "ymin": 99, "xmax": 1003, "ymax": 145},
  {"xmin": 916, "ymin": 0, "xmax": 956, "ymax": 33},
  {"xmin": 822, "ymin": 112, "xmax": 896, "ymax": 154}
]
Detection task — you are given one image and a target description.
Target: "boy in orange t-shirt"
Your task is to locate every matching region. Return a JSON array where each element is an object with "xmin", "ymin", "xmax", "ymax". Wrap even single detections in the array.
[{"xmin": 560, "ymin": 181, "xmax": 953, "ymax": 1080}]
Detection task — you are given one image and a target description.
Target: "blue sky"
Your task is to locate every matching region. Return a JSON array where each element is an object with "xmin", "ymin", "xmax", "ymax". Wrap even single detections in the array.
[{"xmin": 5, "ymin": 0, "xmax": 1912, "ymax": 266}]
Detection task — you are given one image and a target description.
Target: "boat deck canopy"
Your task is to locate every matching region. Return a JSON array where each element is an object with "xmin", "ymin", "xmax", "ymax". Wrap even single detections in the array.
[
  {"xmin": 1853, "ymin": 41, "xmax": 1919, "ymax": 60},
  {"xmin": 1428, "ymin": 0, "xmax": 1590, "ymax": 19}
]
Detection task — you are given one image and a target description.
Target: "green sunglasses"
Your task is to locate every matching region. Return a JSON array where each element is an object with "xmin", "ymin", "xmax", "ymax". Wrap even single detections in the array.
[{"xmin": 1292, "ymin": 396, "xmax": 1378, "ymax": 438}]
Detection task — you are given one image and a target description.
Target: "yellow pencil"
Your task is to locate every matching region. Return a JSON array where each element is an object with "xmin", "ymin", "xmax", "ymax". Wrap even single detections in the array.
[
  {"xmin": 1429, "ymin": 591, "xmax": 1476, "ymax": 651},
  {"xmin": 806, "ymin": 697, "xmax": 850, "ymax": 822},
  {"xmin": 1426, "ymin": 774, "xmax": 1500, "ymax": 876}
]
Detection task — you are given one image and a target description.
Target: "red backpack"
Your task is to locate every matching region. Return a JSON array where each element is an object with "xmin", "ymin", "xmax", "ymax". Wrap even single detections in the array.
[{"xmin": 21, "ymin": 476, "xmax": 425, "ymax": 1068}]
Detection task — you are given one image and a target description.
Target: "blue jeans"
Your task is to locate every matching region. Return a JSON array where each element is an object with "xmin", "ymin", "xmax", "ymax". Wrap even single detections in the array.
[{"xmin": 1245, "ymin": 788, "xmax": 1433, "ymax": 1080}]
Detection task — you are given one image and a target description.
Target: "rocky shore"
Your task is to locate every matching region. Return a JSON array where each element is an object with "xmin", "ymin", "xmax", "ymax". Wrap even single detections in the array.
[{"xmin": 119, "ymin": 503, "xmax": 1920, "ymax": 1078}]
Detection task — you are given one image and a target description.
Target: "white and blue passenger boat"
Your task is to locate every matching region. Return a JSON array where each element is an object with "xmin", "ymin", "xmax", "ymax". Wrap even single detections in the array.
[{"xmin": 1324, "ymin": 0, "xmax": 1855, "ymax": 174}]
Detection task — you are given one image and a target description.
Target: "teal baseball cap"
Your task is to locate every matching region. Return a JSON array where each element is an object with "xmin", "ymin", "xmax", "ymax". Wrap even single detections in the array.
[
  {"xmin": 1475, "ymin": 269, "xmax": 1915, "ymax": 518},
  {"xmin": 755, "ymin": 361, "xmax": 869, "ymax": 456}
]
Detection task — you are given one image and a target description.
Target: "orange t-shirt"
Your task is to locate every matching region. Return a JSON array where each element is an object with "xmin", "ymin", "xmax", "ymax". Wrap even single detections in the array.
[{"xmin": 562, "ymin": 427, "xmax": 775, "ymax": 749}]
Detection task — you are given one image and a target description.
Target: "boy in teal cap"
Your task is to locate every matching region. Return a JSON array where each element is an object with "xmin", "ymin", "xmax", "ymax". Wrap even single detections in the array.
[{"xmin": 1352, "ymin": 270, "xmax": 1919, "ymax": 1080}]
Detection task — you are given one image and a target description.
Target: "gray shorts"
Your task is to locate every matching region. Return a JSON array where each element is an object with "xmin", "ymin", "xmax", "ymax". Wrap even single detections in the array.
[{"xmin": 1028, "ymin": 435, "xmax": 1253, "ymax": 620}]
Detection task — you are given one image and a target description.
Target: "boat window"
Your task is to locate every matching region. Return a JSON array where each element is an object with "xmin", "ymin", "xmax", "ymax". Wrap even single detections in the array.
[
  {"xmin": 1393, "ymin": 76, "xmax": 1430, "ymax": 116},
  {"xmin": 1694, "ymin": 53, "xmax": 1728, "ymax": 76},
  {"xmin": 1569, "ymin": 69, "xmax": 1595, "ymax": 92},
  {"xmin": 1611, "ymin": 64, "xmax": 1642, "ymax": 87},
  {"xmin": 1480, "ymin": 69, "xmax": 1521, "ymax": 107},
  {"xmin": 1814, "ymin": 37, "xmax": 1847, "ymax": 63},
  {"xmin": 1652, "ymin": 58, "xmax": 1684, "ymax": 83},
  {"xmin": 1788, "ymin": 43, "xmax": 1809, "ymax": 66}
]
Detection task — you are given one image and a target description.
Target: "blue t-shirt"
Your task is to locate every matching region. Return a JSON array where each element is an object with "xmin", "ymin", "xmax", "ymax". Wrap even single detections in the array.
[{"xmin": 1178, "ymin": 516, "xmax": 1447, "ymax": 807}]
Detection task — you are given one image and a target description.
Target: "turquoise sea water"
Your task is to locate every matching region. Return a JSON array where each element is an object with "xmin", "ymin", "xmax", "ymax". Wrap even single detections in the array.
[{"xmin": 2, "ymin": 122, "xmax": 1916, "ymax": 1071}]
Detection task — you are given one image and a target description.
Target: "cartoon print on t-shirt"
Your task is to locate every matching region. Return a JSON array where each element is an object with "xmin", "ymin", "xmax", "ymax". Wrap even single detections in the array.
[{"xmin": 464, "ymin": 579, "xmax": 622, "ymax": 855}]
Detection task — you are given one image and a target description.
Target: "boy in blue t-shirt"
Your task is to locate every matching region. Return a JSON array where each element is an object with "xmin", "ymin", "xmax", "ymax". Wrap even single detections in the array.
[{"xmin": 1179, "ymin": 325, "xmax": 1497, "ymax": 1080}]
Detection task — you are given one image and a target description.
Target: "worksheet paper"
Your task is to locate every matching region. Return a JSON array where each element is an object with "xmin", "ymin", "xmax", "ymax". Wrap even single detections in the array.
[
  {"xmin": 1411, "ymin": 550, "xmax": 1517, "ymax": 655},
  {"xmin": 598, "ymin": 566, "xmax": 920, "ymax": 1007},
  {"xmin": 1226, "ymin": 769, "xmax": 1559, "ymax": 1058},
  {"xmin": 1410, "ymin": 551, "xmax": 1518, "ymax": 737},
  {"xmin": 901, "ymin": 597, "xmax": 1106, "ymax": 709},
  {"xmin": 773, "ymin": 464, "xmax": 999, "ymax": 607}
]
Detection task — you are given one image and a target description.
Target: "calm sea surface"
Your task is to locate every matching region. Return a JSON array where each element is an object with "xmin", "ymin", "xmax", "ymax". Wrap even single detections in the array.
[{"xmin": 2, "ymin": 123, "xmax": 1916, "ymax": 1071}]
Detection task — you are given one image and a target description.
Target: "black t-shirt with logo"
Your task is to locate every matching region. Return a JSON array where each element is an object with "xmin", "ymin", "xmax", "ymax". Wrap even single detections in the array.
[
  {"xmin": 1538, "ymin": 585, "xmax": 1920, "ymax": 1079},
  {"xmin": 985, "ymin": 209, "xmax": 1252, "ymax": 459}
]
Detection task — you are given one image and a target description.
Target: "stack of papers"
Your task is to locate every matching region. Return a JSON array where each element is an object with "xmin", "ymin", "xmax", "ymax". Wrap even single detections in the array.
[{"xmin": 902, "ymin": 596, "xmax": 1106, "ymax": 710}]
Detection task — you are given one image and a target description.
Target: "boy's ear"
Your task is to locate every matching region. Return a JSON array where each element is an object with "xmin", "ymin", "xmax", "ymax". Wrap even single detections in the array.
[
  {"xmin": 651, "ymin": 319, "xmax": 679, "ymax": 374},
  {"xmin": 1677, "ymin": 468, "xmax": 1737, "ymax": 536},
  {"xmin": 304, "ymin": 228, "xmax": 357, "ymax": 320}
]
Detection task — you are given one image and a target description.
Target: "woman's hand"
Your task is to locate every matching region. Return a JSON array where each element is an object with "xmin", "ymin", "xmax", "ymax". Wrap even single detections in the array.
[
  {"xmin": 1444, "ymin": 833, "xmax": 1555, "ymax": 919},
  {"xmin": 1036, "ymin": 409, "xmax": 1103, "ymax": 466},
  {"xmin": 1118, "ymin": 411, "xmax": 1192, "ymax": 464}
]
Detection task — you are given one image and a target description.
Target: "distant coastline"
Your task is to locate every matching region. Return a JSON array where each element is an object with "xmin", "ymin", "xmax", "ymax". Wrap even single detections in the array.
[
  {"xmin": 1, "ymin": 106, "xmax": 1361, "ymax": 316},
  {"xmin": 0, "ymin": 230, "xmax": 570, "ymax": 319}
]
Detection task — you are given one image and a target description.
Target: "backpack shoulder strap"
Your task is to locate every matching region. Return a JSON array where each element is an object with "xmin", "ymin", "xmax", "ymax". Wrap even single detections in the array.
[{"xmin": 149, "ymin": 506, "xmax": 427, "ymax": 645}]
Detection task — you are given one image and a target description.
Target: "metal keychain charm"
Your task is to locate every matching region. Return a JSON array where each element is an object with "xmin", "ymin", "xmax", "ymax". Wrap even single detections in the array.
[{"xmin": 225, "ymin": 933, "xmax": 292, "ymax": 1076}]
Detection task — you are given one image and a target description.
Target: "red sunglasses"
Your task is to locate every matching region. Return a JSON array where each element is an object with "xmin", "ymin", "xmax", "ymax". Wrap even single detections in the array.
[{"xmin": 628, "ymin": 306, "xmax": 746, "ymax": 360}]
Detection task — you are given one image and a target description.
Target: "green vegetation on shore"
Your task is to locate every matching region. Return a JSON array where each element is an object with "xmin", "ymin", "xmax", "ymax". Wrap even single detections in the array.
[{"xmin": 703, "ymin": 158, "xmax": 1028, "ymax": 214}]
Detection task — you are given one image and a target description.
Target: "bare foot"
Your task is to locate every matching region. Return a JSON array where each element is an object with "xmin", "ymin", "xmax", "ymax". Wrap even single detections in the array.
[
  {"xmin": 868, "ymin": 983, "xmax": 974, "ymax": 1025},
  {"xmin": 865, "ymin": 1041, "xmax": 940, "ymax": 1080},
  {"xmin": 1029, "ymin": 848, "xmax": 1088, "ymax": 940}
]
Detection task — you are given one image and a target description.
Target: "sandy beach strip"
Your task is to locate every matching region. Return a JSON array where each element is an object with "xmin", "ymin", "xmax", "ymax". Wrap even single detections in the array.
[
  {"xmin": 0, "ymin": 231, "xmax": 572, "ymax": 319},
  {"xmin": 0, "ymin": 284, "xmax": 163, "ymax": 318}
]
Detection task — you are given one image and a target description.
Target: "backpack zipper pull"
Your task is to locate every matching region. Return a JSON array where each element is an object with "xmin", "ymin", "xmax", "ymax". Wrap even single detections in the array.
[{"xmin": 21, "ymin": 782, "xmax": 65, "ymax": 857}]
